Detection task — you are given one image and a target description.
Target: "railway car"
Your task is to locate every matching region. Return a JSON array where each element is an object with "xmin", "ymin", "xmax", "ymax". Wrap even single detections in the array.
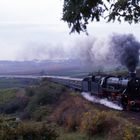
[{"xmin": 47, "ymin": 76, "xmax": 82, "ymax": 90}]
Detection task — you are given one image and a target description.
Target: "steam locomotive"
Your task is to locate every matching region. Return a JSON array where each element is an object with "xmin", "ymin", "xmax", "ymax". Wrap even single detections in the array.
[
  {"xmin": 47, "ymin": 72, "xmax": 140, "ymax": 111},
  {"xmin": 82, "ymin": 72, "xmax": 140, "ymax": 110}
]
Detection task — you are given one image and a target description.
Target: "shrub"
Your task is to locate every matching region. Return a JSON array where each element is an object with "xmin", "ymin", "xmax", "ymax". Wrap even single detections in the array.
[
  {"xmin": 121, "ymin": 125, "xmax": 140, "ymax": 140},
  {"xmin": 49, "ymin": 94, "xmax": 92, "ymax": 132},
  {"xmin": 80, "ymin": 111, "xmax": 116, "ymax": 137},
  {"xmin": 31, "ymin": 106, "xmax": 53, "ymax": 121},
  {"xmin": 25, "ymin": 87, "xmax": 35, "ymax": 97},
  {"xmin": 0, "ymin": 116, "xmax": 59, "ymax": 140},
  {"xmin": 0, "ymin": 89, "xmax": 17, "ymax": 105},
  {"xmin": 29, "ymin": 82, "xmax": 66, "ymax": 106},
  {"xmin": 21, "ymin": 81, "xmax": 68, "ymax": 121},
  {"xmin": 19, "ymin": 111, "xmax": 31, "ymax": 120},
  {"xmin": 2, "ymin": 96, "xmax": 29, "ymax": 114}
]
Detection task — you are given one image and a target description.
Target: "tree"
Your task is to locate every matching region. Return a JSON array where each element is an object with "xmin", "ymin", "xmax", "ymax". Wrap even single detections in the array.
[{"xmin": 62, "ymin": 0, "xmax": 140, "ymax": 33}]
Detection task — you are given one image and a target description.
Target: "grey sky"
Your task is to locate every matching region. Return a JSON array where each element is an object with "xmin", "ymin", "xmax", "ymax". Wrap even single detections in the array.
[{"xmin": 0, "ymin": 0, "xmax": 139, "ymax": 60}]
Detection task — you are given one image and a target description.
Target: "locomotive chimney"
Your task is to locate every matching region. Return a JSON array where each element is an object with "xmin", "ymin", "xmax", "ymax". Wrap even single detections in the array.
[{"xmin": 129, "ymin": 71, "xmax": 136, "ymax": 78}]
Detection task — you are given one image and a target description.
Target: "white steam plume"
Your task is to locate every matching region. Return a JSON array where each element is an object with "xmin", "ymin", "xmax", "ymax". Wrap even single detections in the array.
[{"xmin": 81, "ymin": 92, "xmax": 123, "ymax": 110}]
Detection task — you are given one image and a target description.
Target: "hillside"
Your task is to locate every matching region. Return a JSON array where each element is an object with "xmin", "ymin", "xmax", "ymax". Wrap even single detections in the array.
[{"xmin": 0, "ymin": 79, "xmax": 140, "ymax": 140}]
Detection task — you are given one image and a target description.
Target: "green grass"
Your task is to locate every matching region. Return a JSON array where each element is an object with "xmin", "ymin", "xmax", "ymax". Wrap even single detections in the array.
[
  {"xmin": 0, "ymin": 89, "xmax": 17, "ymax": 105},
  {"xmin": 31, "ymin": 105, "xmax": 53, "ymax": 121},
  {"xmin": 58, "ymin": 128, "xmax": 107, "ymax": 140},
  {"xmin": 59, "ymin": 132, "xmax": 86, "ymax": 140}
]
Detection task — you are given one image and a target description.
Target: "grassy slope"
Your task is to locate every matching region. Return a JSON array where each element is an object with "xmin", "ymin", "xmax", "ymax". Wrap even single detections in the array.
[
  {"xmin": 1, "ymin": 79, "xmax": 140, "ymax": 140},
  {"xmin": 59, "ymin": 129, "xmax": 106, "ymax": 140}
]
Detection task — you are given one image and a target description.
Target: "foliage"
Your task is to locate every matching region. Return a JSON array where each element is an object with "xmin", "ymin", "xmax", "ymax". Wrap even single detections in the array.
[
  {"xmin": 122, "ymin": 125, "xmax": 140, "ymax": 140},
  {"xmin": 58, "ymin": 128, "xmax": 87, "ymax": 140},
  {"xmin": 2, "ymin": 79, "xmax": 140, "ymax": 139},
  {"xmin": 0, "ymin": 89, "xmax": 29, "ymax": 114},
  {"xmin": 81, "ymin": 111, "xmax": 109, "ymax": 136},
  {"xmin": 25, "ymin": 86, "xmax": 35, "ymax": 97},
  {"xmin": 26, "ymin": 82, "xmax": 66, "ymax": 113},
  {"xmin": 48, "ymin": 92, "xmax": 140, "ymax": 140},
  {"xmin": 31, "ymin": 106, "xmax": 53, "ymax": 121},
  {"xmin": 0, "ymin": 116, "xmax": 58, "ymax": 140},
  {"xmin": 49, "ymin": 93, "xmax": 91, "ymax": 131},
  {"xmin": 21, "ymin": 80, "xmax": 68, "ymax": 120},
  {"xmin": 0, "ymin": 80, "xmax": 67, "ymax": 119},
  {"xmin": 0, "ymin": 89, "xmax": 17, "ymax": 105},
  {"xmin": 2, "ymin": 96, "xmax": 29, "ymax": 114},
  {"xmin": 62, "ymin": 0, "xmax": 140, "ymax": 33}
]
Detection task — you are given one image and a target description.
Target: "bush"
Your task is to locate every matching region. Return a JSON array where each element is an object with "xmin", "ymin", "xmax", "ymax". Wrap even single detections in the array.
[
  {"xmin": 31, "ymin": 106, "xmax": 53, "ymax": 121},
  {"xmin": 81, "ymin": 111, "xmax": 114, "ymax": 137},
  {"xmin": 25, "ymin": 87, "xmax": 35, "ymax": 97},
  {"xmin": 30, "ymin": 82, "xmax": 66, "ymax": 106},
  {"xmin": 0, "ymin": 116, "xmax": 59, "ymax": 140},
  {"xmin": 0, "ymin": 89, "xmax": 17, "ymax": 105},
  {"xmin": 49, "ymin": 94, "xmax": 92, "ymax": 132},
  {"xmin": 120, "ymin": 124, "xmax": 140, "ymax": 140},
  {"xmin": 1, "ymin": 96, "xmax": 29, "ymax": 114},
  {"xmin": 18, "ymin": 81, "xmax": 68, "ymax": 121}
]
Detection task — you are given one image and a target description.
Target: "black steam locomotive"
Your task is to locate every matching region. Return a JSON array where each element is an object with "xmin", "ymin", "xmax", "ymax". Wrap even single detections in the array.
[
  {"xmin": 82, "ymin": 72, "xmax": 140, "ymax": 110},
  {"xmin": 47, "ymin": 72, "xmax": 140, "ymax": 111}
]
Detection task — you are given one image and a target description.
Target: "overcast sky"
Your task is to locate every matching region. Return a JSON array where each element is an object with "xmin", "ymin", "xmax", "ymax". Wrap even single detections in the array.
[{"xmin": 0, "ymin": 0, "xmax": 139, "ymax": 61}]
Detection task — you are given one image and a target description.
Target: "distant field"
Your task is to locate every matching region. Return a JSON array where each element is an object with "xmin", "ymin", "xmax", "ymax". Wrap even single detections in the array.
[{"xmin": 0, "ymin": 77, "xmax": 40, "ymax": 89}]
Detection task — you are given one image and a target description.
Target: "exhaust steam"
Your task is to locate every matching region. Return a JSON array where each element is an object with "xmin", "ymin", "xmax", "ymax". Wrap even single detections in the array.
[
  {"xmin": 81, "ymin": 92, "xmax": 123, "ymax": 110},
  {"xmin": 110, "ymin": 34, "xmax": 140, "ymax": 72}
]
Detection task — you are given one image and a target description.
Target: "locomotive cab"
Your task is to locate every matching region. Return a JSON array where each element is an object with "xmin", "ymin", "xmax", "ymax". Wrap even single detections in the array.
[
  {"xmin": 82, "ymin": 76, "xmax": 92, "ymax": 92},
  {"xmin": 91, "ymin": 76, "xmax": 103, "ymax": 96}
]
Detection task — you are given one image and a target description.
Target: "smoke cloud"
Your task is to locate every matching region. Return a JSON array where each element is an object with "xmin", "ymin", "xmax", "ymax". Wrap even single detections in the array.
[
  {"xmin": 17, "ymin": 34, "xmax": 140, "ymax": 72},
  {"xmin": 110, "ymin": 34, "xmax": 140, "ymax": 72},
  {"xmin": 69, "ymin": 37, "xmax": 114, "ymax": 70},
  {"xmin": 72, "ymin": 34, "xmax": 140, "ymax": 72},
  {"xmin": 18, "ymin": 42, "xmax": 68, "ymax": 61}
]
